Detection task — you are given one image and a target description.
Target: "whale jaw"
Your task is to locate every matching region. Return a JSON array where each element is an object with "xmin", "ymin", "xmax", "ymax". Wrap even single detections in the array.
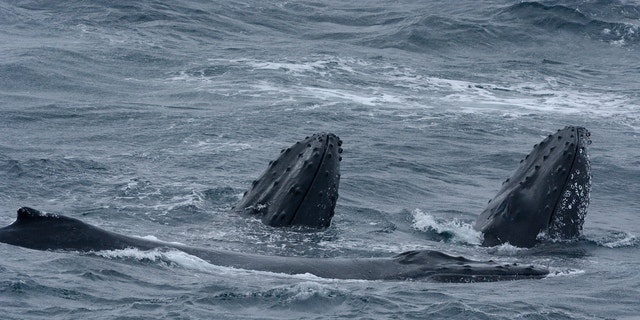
[
  {"xmin": 232, "ymin": 133, "xmax": 342, "ymax": 228},
  {"xmin": 475, "ymin": 126, "xmax": 592, "ymax": 247}
]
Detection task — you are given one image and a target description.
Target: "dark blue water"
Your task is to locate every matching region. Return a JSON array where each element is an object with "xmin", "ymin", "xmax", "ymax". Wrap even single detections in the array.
[{"xmin": 1, "ymin": 0, "xmax": 639, "ymax": 318}]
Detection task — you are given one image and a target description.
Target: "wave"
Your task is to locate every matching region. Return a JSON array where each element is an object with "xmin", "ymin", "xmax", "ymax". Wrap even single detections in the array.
[
  {"xmin": 0, "ymin": 156, "xmax": 108, "ymax": 179},
  {"xmin": 500, "ymin": 1, "xmax": 640, "ymax": 46},
  {"xmin": 6, "ymin": 0, "xmax": 638, "ymax": 51}
]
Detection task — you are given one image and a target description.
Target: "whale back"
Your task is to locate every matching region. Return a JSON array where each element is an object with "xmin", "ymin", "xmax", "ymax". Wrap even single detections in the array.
[
  {"xmin": 0, "ymin": 208, "xmax": 550, "ymax": 282},
  {"xmin": 232, "ymin": 133, "xmax": 342, "ymax": 228},
  {"xmin": 475, "ymin": 126, "xmax": 592, "ymax": 247},
  {"xmin": 0, "ymin": 207, "xmax": 158, "ymax": 252}
]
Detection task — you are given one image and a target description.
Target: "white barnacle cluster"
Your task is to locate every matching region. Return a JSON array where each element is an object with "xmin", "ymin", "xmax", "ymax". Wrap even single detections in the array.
[
  {"xmin": 45, "ymin": 212, "xmax": 60, "ymax": 219},
  {"xmin": 549, "ymin": 148, "xmax": 592, "ymax": 240},
  {"xmin": 32, "ymin": 209, "xmax": 59, "ymax": 219}
]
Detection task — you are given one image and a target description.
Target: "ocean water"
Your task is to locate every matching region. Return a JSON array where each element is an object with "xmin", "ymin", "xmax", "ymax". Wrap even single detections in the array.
[{"xmin": 1, "ymin": 0, "xmax": 639, "ymax": 319}]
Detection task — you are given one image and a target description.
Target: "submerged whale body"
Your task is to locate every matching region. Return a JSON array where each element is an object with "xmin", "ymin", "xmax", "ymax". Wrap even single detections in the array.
[
  {"xmin": 0, "ymin": 207, "xmax": 548, "ymax": 282},
  {"xmin": 474, "ymin": 126, "xmax": 592, "ymax": 248},
  {"xmin": 232, "ymin": 133, "xmax": 342, "ymax": 228}
]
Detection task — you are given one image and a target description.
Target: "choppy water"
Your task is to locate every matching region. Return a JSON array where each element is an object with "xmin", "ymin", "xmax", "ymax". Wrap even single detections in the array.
[{"xmin": 1, "ymin": 0, "xmax": 639, "ymax": 319}]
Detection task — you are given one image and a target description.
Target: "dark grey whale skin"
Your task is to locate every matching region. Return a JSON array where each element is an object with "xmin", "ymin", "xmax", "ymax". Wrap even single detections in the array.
[
  {"xmin": 0, "ymin": 207, "xmax": 548, "ymax": 282},
  {"xmin": 231, "ymin": 133, "xmax": 342, "ymax": 228},
  {"xmin": 475, "ymin": 126, "xmax": 592, "ymax": 248}
]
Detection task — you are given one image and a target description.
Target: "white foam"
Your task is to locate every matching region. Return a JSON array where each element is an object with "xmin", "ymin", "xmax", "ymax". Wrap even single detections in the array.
[
  {"xmin": 165, "ymin": 56, "xmax": 640, "ymax": 124},
  {"xmin": 599, "ymin": 232, "xmax": 638, "ymax": 248},
  {"xmin": 286, "ymin": 86, "xmax": 405, "ymax": 106},
  {"xmin": 155, "ymin": 191, "xmax": 203, "ymax": 211},
  {"xmin": 485, "ymin": 242, "xmax": 528, "ymax": 256},
  {"xmin": 417, "ymin": 77, "xmax": 637, "ymax": 118},
  {"xmin": 245, "ymin": 60, "xmax": 329, "ymax": 76},
  {"xmin": 411, "ymin": 209, "xmax": 482, "ymax": 245},
  {"xmin": 190, "ymin": 140, "xmax": 252, "ymax": 152},
  {"xmin": 94, "ymin": 247, "xmax": 166, "ymax": 261},
  {"xmin": 546, "ymin": 268, "xmax": 586, "ymax": 278},
  {"xmin": 131, "ymin": 235, "xmax": 185, "ymax": 247},
  {"xmin": 284, "ymin": 281, "xmax": 347, "ymax": 302},
  {"xmin": 377, "ymin": 64, "xmax": 639, "ymax": 118},
  {"xmin": 91, "ymin": 247, "xmax": 364, "ymax": 282},
  {"xmin": 93, "ymin": 247, "xmax": 254, "ymax": 275},
  {"xmin": 233, "ymin": 56, "xmax": 368, "ymax": 77}
]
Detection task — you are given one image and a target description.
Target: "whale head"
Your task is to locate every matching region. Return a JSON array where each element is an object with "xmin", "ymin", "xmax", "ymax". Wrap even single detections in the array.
[
  {"xmin": 475, "ymin": 126, "xmax": 592, "ymax": 247},
  {"xmin": 232, "ymin": 133, "xmax": 342, "ymax": 228}
]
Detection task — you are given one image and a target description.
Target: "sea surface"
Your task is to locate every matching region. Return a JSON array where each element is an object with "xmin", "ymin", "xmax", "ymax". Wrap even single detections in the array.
[{"xmin": 1, "ymin": 0, "xmax": 639, "ymax": 319}]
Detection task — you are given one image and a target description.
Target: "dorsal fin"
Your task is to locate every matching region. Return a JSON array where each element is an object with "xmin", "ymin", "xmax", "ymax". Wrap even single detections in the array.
[{"xmin": 16, "ymin": 207, "xmax": 59, "ymax": 221}]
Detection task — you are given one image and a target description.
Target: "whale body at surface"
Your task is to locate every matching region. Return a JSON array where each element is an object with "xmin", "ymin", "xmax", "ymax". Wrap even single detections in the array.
[
  {"xmin": 0, "ymin": 207, "xmax": 548, "ymax": 282},
  {"xmin": 0, "ymin": 132, "xmax": 549, "ymax": 282}
]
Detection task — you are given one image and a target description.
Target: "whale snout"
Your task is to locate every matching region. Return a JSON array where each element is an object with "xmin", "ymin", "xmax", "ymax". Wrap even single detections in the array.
[
  {"xmin": 233, "ymin": 133, "xmax": 342, "ymax": 228},
  {"xmin": 475, "ymin": 126, "xmax": 592, "ymax": 247}
]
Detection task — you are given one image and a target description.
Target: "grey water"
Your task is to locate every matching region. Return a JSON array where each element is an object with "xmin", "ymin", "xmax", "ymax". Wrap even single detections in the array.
[{"xmin": 1, "ymin": 0, "xmax": 639, "ymax": 319}]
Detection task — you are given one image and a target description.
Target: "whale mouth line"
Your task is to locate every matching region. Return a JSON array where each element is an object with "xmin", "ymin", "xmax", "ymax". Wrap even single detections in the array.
[
  {"xmin": 547, "ymin": 128, "xmax": 589, "ymax": 228},
  {"xmin": 548, "ymin": 134, "xmax": 580, "ymax": 227},
  {"xmin": 288, "ymin": 135, "xmax": 330, "ymax": 226}
]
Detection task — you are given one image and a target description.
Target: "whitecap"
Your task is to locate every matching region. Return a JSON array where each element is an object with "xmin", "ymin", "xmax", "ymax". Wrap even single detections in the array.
[{"xmin": 411, "ymin": 208, "xmax": 482, "ymax": 245}]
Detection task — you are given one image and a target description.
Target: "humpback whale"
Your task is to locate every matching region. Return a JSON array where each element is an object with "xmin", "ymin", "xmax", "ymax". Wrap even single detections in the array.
[
  {"xmin": 0, "ymin": 133, "xmax": 549, "ymax": 282},
  {"xmin": 474, "ymin": 126, "xmax": 592, "ymax": 248},
  {"xmin": 0, "ymin": 207, "xmax": 548, "ymax": 282},
  {"xmin": 232, "ymin": 133, "xmax": 341, "ymax": 228}
]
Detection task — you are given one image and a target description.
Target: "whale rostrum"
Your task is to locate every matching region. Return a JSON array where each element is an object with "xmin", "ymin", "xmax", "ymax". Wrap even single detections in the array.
[{"xmin": 474, "ymin": 126, "xmax": 592, "ymax": 247}]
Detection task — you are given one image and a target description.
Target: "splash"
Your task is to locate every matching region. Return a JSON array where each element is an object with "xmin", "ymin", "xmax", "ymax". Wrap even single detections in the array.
[
  {"xmin": 485, "ymin": 242, "xmax": 528, "ymax": 256},
  {"xmin": 547, "ymin": 268, "xmax": 586, "ymax": 278},
  {"xmin": 411, "ymin": 209, "xmax": 482, "ymax": 245},
  {"xmin": 592, "ymin": 231, "xmax": 639, "ymax": 248}
]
